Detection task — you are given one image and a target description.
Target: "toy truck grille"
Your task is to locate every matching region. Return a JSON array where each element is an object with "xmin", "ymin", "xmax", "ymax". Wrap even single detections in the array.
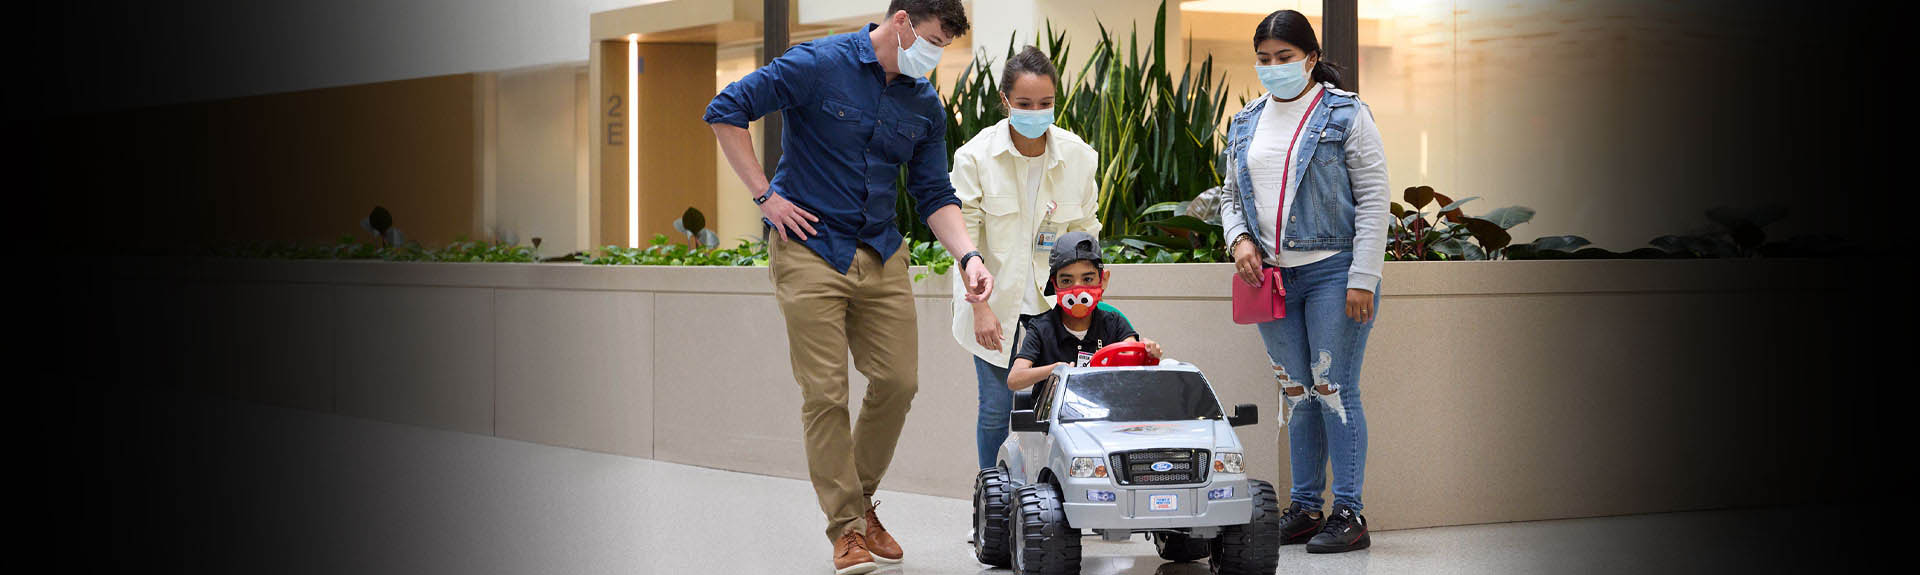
[{"xmin": 1108, "ymin": 449, "xmax": 1211, "ymax": 486}]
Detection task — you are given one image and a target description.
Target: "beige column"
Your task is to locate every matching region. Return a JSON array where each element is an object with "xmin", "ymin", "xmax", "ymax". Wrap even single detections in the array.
[{"xmin": 590, "ymin": 40, "xmax": 720, "ymax": 249}]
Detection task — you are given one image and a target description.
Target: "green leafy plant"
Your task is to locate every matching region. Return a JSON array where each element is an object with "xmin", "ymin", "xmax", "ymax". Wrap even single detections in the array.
[
  {"xmin": 909, "ymin": 240, "xmax": 955, "ymax": 282},
  {"xmin": 1109, "ymin": 192, "xmax": 1228, "ymax": 263},
  {"xmin": 1387, "ymin": 186, "xmax": 1534, "ymax": 261},
  {"xmin": 1055, "ymin": 5, "xmax": 1230, "ymax": 242},
  {"xmin": 431, "ymin": 237, "xmax": 539, "ymax": 262},
  {"xmin": 582, "ymin": 234, "xmax": 766, "ymax": 266}
]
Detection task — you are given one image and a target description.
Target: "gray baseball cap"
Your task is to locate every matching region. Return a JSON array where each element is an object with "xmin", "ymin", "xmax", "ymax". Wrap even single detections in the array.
[{"xmin": 1044, "ymin": 231, "xmax": 1104, "ymax": 296}]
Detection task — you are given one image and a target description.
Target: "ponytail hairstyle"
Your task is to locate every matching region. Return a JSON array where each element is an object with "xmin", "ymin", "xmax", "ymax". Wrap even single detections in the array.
[
  {"xmin": 1253, "ymin": 10, "xmax": 1343, "ymax": 89},
  {"xmin": 999, "ymin": 45, "xmax": 1059, "ymax": 111}
]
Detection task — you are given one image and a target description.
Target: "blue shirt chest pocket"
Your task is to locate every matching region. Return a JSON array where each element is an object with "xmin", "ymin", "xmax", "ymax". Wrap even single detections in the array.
[
  {"xmin": 818, "ymin": 98, "xmax": 868, "ymax": 152},
  {"xmin": 871, "ymin": 114, "xmax": 926, "ymax": 165}
]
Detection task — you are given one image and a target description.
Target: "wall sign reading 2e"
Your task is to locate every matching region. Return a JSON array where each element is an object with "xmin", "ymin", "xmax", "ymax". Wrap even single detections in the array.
[
  {"xmin": 606, "ymin": 56, "xmax": 642, "ymax": 147},
  {"xmin": 605, "ymin": 93, "xmax": 624, "ymax": 146}
]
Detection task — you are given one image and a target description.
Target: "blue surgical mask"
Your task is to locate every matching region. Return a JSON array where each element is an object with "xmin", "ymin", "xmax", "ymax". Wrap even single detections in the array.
[
  {"xmin": 1255, "ymin": 59, "xmax": 1311, "ymax": 99},
  {"xmin": 895, "ymin": 27, "xmax": 943, "ymax": 78},
  {"xmin": 1007, "ymin": 106, "xmax": 1054, "ymax": 139}
]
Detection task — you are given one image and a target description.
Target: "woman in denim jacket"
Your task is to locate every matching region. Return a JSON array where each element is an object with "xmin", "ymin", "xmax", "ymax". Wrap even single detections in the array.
[{"xmin": 1217, "ymin": 9, "xmax": 1389, "ymax": 554}]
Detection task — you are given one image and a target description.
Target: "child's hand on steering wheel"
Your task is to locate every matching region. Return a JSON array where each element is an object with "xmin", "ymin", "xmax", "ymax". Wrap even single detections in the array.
[{"xmin": 1139, "ymin": 338, "xmax": 1162, "ymax": 360}]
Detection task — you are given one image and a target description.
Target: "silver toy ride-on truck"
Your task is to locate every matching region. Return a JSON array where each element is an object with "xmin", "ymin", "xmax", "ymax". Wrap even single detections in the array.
[{"xmin": 973, "ymin": 342, "xmax": 1281, "ymax": 575}]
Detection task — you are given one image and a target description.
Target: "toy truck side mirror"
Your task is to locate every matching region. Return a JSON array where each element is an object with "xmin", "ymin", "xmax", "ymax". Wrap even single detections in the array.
[
  {"xmin": 1011, "ymin": 410, "xmax": 1047, "ymax": 433},
  {"xmin": 1228, "ymin": 403, "xmax": 1258, "ymax": 427}
]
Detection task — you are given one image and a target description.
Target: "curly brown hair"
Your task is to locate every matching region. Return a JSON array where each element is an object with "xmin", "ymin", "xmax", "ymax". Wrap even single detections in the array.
[{"xmin": 888, "ymin": 0, "xmax": 970, "ymax": 39}]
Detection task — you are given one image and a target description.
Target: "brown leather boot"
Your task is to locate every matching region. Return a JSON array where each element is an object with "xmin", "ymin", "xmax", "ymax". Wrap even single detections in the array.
[
  {"xmin": 863, "ymin": 501, "xmax": 903, "ymax": 564},
  {"xmin": 832, "ymin": 528, "xmax": 877, "ymax": 575}
]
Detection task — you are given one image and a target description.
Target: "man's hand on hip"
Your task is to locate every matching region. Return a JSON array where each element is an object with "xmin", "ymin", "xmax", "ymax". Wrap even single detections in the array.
[{"xmin": 759, "ymin": 190, "xmax": 819, "ymax": 241}]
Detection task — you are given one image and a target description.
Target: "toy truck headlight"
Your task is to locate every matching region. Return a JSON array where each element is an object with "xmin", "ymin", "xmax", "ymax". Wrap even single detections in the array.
[
  {"xmin": 1212, "ymin": 452, "xmax": 1244, "ymax": 474},
  {"xmin": 1069, "ymin": 457, "xmax": 1108, "ymax": 478}
]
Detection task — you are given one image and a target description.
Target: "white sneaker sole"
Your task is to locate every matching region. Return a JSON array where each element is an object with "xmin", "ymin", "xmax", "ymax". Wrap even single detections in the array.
[
  {"xmin": 834, "ymin": 560, "xmax": 878, "ymax": 575},
  {"xmin": 873, "ymin": 553, "xmax": 903, "ymax": 564}
]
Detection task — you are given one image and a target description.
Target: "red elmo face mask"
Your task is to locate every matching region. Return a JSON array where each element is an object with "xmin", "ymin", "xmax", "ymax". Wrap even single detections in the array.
[{"xmin": 1055, "ymin": 286, "xmax": 1103, "ymax": 319}]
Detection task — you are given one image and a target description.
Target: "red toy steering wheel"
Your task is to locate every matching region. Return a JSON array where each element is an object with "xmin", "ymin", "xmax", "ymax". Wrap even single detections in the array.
[{"xmin": 1089, "ymin": 341, "xmax": 1160, "ymax": 367}]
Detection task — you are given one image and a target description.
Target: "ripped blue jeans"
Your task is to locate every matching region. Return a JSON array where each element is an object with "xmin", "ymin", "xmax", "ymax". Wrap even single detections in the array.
[{"xmin": 1253, "ymin": 251, "xmax": 1377, "ymax": 512}]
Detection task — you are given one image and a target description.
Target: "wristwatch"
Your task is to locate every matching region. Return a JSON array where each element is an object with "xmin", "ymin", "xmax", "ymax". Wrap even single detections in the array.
[
  {"xmin": 958, "ymin": 250, "xmax": 983, "ymax": 271},
  {"xmin": 753, "ymin": 189, "xmax": 774, "ymax": 205}
]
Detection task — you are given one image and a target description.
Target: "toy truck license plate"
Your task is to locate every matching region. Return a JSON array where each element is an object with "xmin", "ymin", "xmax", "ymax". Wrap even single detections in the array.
[{"xmin": 1149, "ymin": 494, "xmax": 1178, "ymax": 512}]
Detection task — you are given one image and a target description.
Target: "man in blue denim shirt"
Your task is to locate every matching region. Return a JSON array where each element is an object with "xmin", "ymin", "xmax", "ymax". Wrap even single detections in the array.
[{"xmin": 704, "ymin": 1, "xmax": 991, "ymax": 572}]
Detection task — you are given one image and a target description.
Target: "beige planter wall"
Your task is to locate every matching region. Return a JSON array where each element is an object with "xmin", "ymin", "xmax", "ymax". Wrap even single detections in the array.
[{"xmin": 110, "ymin": 258, "xmax": 1839, "ymax": 531}]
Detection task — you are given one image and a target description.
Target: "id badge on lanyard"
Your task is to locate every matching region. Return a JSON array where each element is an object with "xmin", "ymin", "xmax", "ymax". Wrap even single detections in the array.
[{"xmin": 1032, "ymin": 200, "xmax": 1059, "ymax": 255}]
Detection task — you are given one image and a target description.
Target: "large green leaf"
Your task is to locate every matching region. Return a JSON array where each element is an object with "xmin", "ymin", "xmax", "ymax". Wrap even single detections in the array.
[
  {"xmin": 1140, "ymin": 201, "xmax": 1185, "ymax": 217},
  {"xmin": 1480, "ymin": 206, "xmax": 1535, "ymax": 229}
]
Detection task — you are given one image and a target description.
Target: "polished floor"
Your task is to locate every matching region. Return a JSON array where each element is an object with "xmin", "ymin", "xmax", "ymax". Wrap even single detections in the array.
[{"xmin": 99, "ymin": 390, "xmax": 1815, "ymax": 575}]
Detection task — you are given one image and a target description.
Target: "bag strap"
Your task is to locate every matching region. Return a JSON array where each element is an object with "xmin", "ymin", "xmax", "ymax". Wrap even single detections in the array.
[{"xmin": 1273, "ymin": 88, "xmax": 1328, "ymax": 251}]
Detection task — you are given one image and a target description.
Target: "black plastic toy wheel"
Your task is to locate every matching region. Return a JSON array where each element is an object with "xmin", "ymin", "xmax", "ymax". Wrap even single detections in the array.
[
  {"xmin": 1154, "ymin": 531, "xmax": 1212, "ymax": 562},
  {"xmin": 1209, "ymin": 479, "xmax": 1280, "ymax": 575},
  {"xmin": 973, "ymin": 467, "xmax": 1015, "ymax": 567},
  {"xmin": 1011, "ymin": 482, "xmax": 1081, "ymax": 575}
]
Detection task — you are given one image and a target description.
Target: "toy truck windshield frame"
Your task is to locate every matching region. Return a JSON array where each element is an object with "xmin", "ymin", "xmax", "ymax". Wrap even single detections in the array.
[{"xmin": 1053, "ymin": 370, "xmax": 1226, "ymax": 424}]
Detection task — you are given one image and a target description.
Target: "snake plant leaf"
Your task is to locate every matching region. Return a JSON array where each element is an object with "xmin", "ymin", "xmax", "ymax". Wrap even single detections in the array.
[{"xmin": 1141, "ymin": 201, "xmax": 1185, "ymax": 217}]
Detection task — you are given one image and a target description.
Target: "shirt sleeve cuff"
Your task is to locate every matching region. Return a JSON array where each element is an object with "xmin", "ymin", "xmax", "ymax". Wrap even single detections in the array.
[
  {"xmin": 1347, "ymin": 271, "xmax": 1380, "ymax": 294},
  {"xmin": 1223, "ymin": 221, "xmax": 1250, "ymax": 245},
  {"xmin": 702, "ymin": 106, "xmax": 749, "ymax": 128},
  {"xmin": 917, "ymin": 194, "xmax": 962, "ymax": 224}
]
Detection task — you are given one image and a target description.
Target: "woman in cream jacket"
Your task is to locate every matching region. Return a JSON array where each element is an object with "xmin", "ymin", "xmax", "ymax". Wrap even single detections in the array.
[{"xmin": 949, "ymin": 46, "xmax": 1101, "ymax": 470}]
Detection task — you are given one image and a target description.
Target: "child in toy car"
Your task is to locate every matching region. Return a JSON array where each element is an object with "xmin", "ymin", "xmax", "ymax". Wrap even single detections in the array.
[{"xmin": 1006, "ymin": 231, "xmax": 1165, "ymax": 391}]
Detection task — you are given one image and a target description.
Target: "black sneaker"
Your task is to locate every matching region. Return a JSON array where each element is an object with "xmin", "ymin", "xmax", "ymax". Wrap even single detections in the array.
[
  {"xmin": 1277, "ymin": 501, "xmax": 1324, "ymax": 545},
  {"xmin": 1305, "ymin": 504, "xmax": 1370, "ymax": 553}
]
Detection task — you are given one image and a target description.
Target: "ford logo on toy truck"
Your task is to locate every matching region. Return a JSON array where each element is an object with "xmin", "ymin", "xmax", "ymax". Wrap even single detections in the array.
[{"xmin": 972, "ymin": 342, "xmax": 1281, "ymax": 575}]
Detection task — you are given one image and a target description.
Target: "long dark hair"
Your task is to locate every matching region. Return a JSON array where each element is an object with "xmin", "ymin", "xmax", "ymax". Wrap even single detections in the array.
[{"xmin": 1253, "ymin": 10, "xmax": 1343, "ymax": 88}]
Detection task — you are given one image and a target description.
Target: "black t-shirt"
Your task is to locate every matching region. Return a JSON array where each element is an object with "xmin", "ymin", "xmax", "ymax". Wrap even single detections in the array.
[{"xmin": 1014, "ymin": 306, "xmax": 1139, "ymax": 368}]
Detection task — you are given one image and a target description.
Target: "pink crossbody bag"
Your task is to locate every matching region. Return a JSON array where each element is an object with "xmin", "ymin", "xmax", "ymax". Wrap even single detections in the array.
[
  {"xmin": 1232, "ymin": 266, "xmax": 1285, "ymax": 324},
  {"xmin": 1230, "ymin": 89, "xmax": 1322, "ymax": 325}
]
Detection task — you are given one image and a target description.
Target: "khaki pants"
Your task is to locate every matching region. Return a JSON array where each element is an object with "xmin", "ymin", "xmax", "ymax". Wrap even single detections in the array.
[{"xmin": 768, "ymin": 237, "xmax": 919, "ymax": 542}]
